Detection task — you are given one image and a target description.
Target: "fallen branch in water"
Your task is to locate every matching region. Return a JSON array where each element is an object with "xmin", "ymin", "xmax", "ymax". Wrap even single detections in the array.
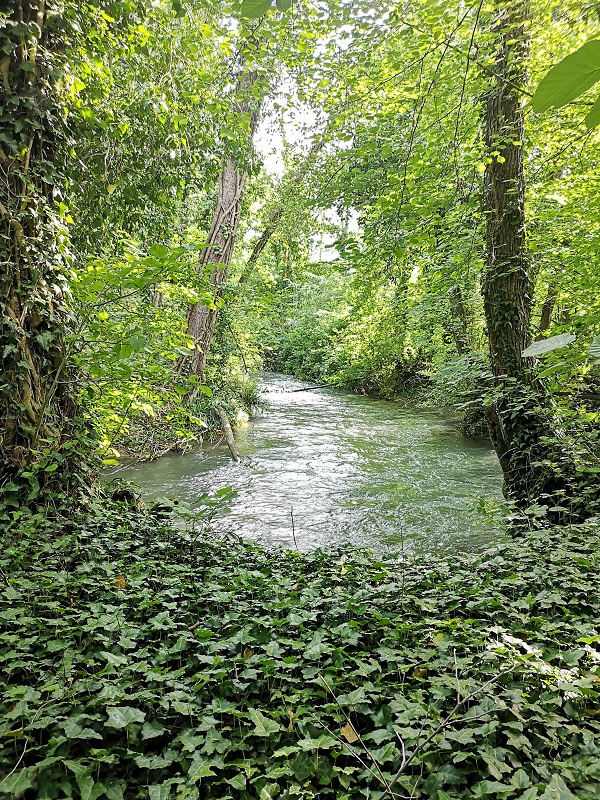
[
  {"xmin": 290, "ymin": 384, "xmax": 329, "ymax": 392},
  {"xmin": 217, "ymin": 407, "xmax": 241, "ymax": 463}
]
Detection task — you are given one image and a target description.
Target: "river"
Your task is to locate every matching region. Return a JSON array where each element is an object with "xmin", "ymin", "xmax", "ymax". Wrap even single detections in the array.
[{"xmin": 115, "ymin": 374, "xmax": 504, "ymax": 552}]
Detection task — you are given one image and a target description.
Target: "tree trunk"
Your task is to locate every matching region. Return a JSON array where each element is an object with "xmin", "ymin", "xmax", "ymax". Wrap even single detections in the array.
[
  {"xmin": 235, "ymin": 139, "xmax": 325, "ymax": 288},
  {"xmin": 481, "ymin": 0, "xmax": 552, "ymax": 503},
  {"xmin": 536, "ymin": 285, "xmax": 557, "ymax": 338},
  {"xmin": 217, "ymin": 407, "xmax": 241, "ymax": 463},
  {"xmin": 448, "ymin": 285, "xmax": 470, "ymax": 356},
  {"xmin": 1, "ymin": 3, "xmax": 85, "ymax": 499},
  {"xmin": 482, "ymin": 2, "xmax": 600, "ymax": 519},
  {"xmin": 179, "ymin": 68, "xmax": 259, "ymax": 381}
]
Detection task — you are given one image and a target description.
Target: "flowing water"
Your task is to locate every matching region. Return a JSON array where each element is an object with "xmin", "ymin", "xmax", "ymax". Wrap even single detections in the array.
[{"xmin": 116, "ymin": 374, "xmax": 504, "ymax": 552}]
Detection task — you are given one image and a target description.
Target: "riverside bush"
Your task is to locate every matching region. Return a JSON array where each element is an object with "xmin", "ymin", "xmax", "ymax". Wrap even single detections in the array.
[{"xmin": 1, "ymin": 508, "xmax": 600, "ymax": 798}]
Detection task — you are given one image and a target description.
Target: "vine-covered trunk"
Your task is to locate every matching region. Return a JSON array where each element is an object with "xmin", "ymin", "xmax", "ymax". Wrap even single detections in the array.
[
  {"xmin": 480, "ymin": 0, "xmax": 599, "ymax": 519},
  {"xmin": 1, "ymin": 3, "xmax": 85, "ymax": 501},
  {"xmin": 180, "ymin": 69, "xmax": 259, "ymax": 381},
  {"xmin": 482, "ymin": 0, "xmax": 558, "ymax": 507},
  {"xmin": 482, "ymin": 0, "xmax": 531, "ymax": 390}
]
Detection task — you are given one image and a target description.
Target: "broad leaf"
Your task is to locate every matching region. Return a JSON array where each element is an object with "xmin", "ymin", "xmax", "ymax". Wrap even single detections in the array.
[
  {"xmin": 240, "ymin": 0, "xmax": 273, "ymax": 18},
  {"xmin": 248, "ymin": 707, "xmax": 281, "ymax": 735},
  {"xmin": 142, "ymin": 720, "xmax": 166, "ymax": 740},
  {"xmin": 532, "ymin": 40, "xmax": 600, "ymax": 113},
  {"xmin": 187, "ymin": 755, "xmax": 216, "ymax": 781},
  {"xmin": 585, "ymin": 93, "xmax": 600, "ymax": 129},
  {"xmin": 521, "ymin": 333, "xmax": 576, "ymax": 358},
  {"xmin": 105, "ymin": 706, "xmax": 146, "ymax": 729},
  {"xmin": 227, "ymin": 774, "xmax": 247, "ymax": 790},
  {"xmin": 588, "ymin": 334, "xmax": 600, "ymax": 362}
]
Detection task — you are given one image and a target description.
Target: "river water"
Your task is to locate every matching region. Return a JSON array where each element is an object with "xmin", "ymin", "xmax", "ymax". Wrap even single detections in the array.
[{"xmin": 116, "ymin": 374, "xmax": 504, "ymax": 552}]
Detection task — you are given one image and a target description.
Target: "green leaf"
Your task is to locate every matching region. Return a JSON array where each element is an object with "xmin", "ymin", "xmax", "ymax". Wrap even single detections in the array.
[
  {"xmin": 0, "ymin": 768, "xmax": 34, "ymax": 795},
  {"xmin": 277, "ymin": 0, "xmax": 292, "ymax": 9},
  {"xmin": 148, "ymin": 785, "xmax": 171, "ymax": 800},
  {"xmin": 227, "ymin": 774, "xmax": 247, "ymax": 790},
  {"xmin": 105, "ymin": 706, "xmax": 146, "ymax": 729},
  {"xmin": 240, "ymin": 0, "xmax": 273, "ymax": 18},
  {"xmin": 260, "ymin": 783, "xmax": 280, "ymax": 800},
  {"xmin": 65, "ymin": 762, "xmax": 95, "ymax": 800},
  {"xmin": 298, "ymin": 734, "xmax": 338, "ymax": 750},
  {"xmin": 129, "ymin": 335, "xmax": 146, "ymax": 351},
  {"xmin": 537, "ymin": 361, "xmax": 568, "ymax": 378},
  {"xmin": 248, "ymin": 707, "xmax": 282, "ymax": 736},
  {"xmin": 273, "ymin": 745, "xmax": 301, "ymax": 757},
  {"xmin": 511, "ymin": 769, "xmax": 531, "ymax": 789},
  {"xmin": 187, "ymin": 755, "xmax": 216, "ymax": 781},
  {"xmin": 585, "ymin": 93, "xmax": 600, "ymax": 129},
  {"xmin": 142, "ymin": 720, "xmax": 166, "ymax": 739},
  {"xmin": 532, "ymin": 40, "xmax": 600, "ymax": 112},
  {"xmin": 521, "ymin": 333, "xmax": 576, "ymax": 358},
  {"xmin": 588, "ymin": 334, "xmax": 600, "ymax": 362},
  {"xmin": 540, "ymin": 775, "xmax": 577, "ymax": 800},
  {"xmin": 117, "ymin": 344, "xmax": 134, "ymax": 360}
]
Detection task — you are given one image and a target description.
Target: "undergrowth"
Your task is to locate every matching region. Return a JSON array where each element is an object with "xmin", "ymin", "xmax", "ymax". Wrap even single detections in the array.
[{"xmin": 1, "ymin": 508, "xmax": 600, "ymax": 799}]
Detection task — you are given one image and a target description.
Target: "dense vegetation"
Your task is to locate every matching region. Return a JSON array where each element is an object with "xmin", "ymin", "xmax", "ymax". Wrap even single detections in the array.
[
  {"xmin": 2, "ymin": 512, "xmax": 600, "ymax": 798},
  {"xmin": 2, "ymin": 0, "xmax": 600, "ymax": 796}
]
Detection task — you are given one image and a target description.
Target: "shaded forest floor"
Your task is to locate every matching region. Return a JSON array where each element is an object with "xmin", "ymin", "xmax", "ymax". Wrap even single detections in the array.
[{"xmin": 2, "ymin": 507, "xmax": 600, "ymax": 798}]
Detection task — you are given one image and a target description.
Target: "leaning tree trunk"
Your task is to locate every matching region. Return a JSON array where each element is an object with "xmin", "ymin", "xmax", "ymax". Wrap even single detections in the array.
[
  {"xmin": 1, "ymin": 3, "xmax": 85, "ymax": 501},
  {"xmin": 180, "ymin": 68, "xmax": 259, "ymax": 382},
  {"xmin": 235, "ymin": 139, "xmax": 325, "ymax": 288}
]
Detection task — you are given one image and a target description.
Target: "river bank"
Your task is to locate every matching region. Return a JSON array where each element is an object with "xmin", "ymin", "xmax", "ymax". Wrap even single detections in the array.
[{"xmin": 2, "ymin": 506, "xmax": 599, "ymax": 798}]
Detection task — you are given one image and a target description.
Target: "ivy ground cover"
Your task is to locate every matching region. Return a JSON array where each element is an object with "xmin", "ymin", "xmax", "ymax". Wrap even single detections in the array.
[{"xmin": 1, "ymin": 509, "xmax": 600, "ymax": 799}]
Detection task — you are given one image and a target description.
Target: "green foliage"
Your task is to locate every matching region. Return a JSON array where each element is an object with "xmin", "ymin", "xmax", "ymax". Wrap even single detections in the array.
[
  {"xmin": 521, "ymin": 334, "xmax": 577, "ymax": 358},
  {"xmin": 70, "ymin": 241, "xmax": 212, "ymax": 460},
  {"xmin": 1, "ymin": 512, "xmax": 600, "ymax": 797},
  {"xmin": 532, "ymin": 39, "xmax": 600, "ymax": 128}
]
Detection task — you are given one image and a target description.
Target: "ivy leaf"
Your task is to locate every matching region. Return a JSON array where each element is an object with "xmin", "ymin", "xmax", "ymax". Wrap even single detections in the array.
[
  {"xmin": 532, "ymin": 40, "xmax": 600, "ymax": 113},
  {"xmin": 540, "ymin": 774, "xmax": 577, "ymax": 799},
  {"xmin": 248, "ymin": 707, "xmax": 281, "ymax": 735},
  {"xmin": 105, "ymin": 706, "xmax": 146, "ymax": 729},
  {"xmin": 227, "ymin": 774, "xmax": 247, "ymax": 790},
  {"xmin": 521, "ymin": 333, "xmax": 576, "ymax": 358},
  {"xmin": 65, "ymin": 762, "xmax": 95, "ymax": 800},
  {"xmin": 148, "ymin": 786, "xmax": 171, "ymax": 800},
  {"xmin": 240, "ymin": 0, "xmax": 273, "ymax": 17},
  {"xmin": 187, "ymin": 755, "xmax": 216, "ymax": 781},
  {"xmin": 142, "ymin": 720, "xmax": 166, "ymax": 740},
  {"xmin": 340, "ymin": 721, "xmax": 359, "ymax": 743}
]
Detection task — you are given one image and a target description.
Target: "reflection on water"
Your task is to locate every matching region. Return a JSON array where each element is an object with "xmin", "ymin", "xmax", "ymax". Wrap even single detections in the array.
[{"xmin": 116, "ymin": 373, "xmax": 504, "ymax": 552}]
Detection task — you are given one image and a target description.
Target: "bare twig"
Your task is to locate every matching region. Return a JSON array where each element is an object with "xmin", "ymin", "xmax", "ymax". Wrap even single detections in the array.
[
  {"xmin": 381, "ymin": 666, "xmax": 516, "ymax": 797},
  {"xmin": 290, "ymin": 506, "xmax": 298, "ymax": 551}
]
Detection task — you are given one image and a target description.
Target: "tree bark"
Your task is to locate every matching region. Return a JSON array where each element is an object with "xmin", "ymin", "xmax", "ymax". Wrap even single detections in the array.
[
  {"xmin": 179, "ymin": 67, "xmax": 260, "ymax": 381},
  {"xmin": 481, "ymin": 0, "xmax": 550, "ymax": 501},
  {"xmin": 536, "ymin": 285, "xmax": 557, "ymax": 338},
  {"xmin": 217, "ymin": 406, "xmax": 241, "ymax": 463},
  {"xmin": 481, "ymin": 1, "xmax": 600, "ymax": 519},
  {"xmin": 448, "ymin": 285, "xmax": 470, "ymax": 356},
  {"xmin": 0, "ymin": 3, "xmax": 84, "ymax": 497}
]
